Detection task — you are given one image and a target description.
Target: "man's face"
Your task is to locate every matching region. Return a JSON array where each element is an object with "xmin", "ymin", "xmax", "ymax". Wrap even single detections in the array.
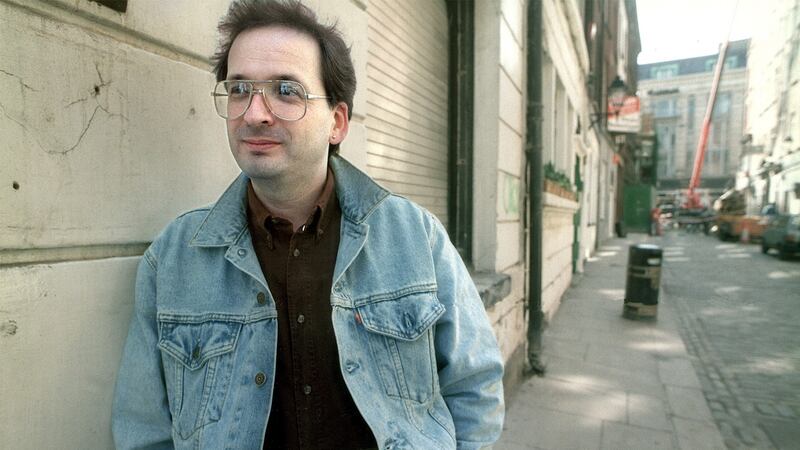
[{"xmin": 224, "ymin": 26, "xmax": 347, "ymax": 182}]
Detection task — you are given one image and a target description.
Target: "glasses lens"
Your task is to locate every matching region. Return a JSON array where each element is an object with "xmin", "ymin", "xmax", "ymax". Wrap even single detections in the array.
[
  {"xmin": 264, "ymin": 80, "xmax": 307, "ymax": 121},
  {"xmin": 214, "ymin": 81, "xmax": 252, "ymax": 119},
  {"xmin": 213, "ymin": 80, "xmax": 309, "ymax": 120}
]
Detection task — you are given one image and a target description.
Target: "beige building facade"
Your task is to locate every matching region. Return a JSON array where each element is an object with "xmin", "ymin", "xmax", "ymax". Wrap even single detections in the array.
[
  {"xmin": 1, "ymin": 0, "xmax": 630, "ymax": 447},
  {"xmin": 740, "ymin": 1, "xmax": 800, "ymax": 215},
  {"xmin": 540, "ymin": 0, "xmax": 592, "ymax": 316},
  {"xmin": 638, "ymin": 40, "xmax": 749, "ymax": 205}
]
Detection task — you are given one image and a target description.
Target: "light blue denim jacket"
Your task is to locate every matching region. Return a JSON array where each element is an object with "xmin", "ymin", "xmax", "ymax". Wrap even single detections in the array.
[{"xmin": 112, "ymin": 155, "xmax": 504, "ymax": 449}]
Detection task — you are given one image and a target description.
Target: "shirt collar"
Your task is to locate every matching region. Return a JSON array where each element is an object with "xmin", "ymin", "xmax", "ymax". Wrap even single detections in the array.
[
  {"xmin": 245, "ymin": 166, "xmax": 336, "ymax": 238},
  {"xmin": 189, "ymin": 155, "xmax": 389, "ymax": 247}
]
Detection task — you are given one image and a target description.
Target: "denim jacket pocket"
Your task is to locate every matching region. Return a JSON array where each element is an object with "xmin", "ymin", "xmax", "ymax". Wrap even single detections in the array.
[
  {"xmin": 157, "ymin": 314, "xmax": 242, "ymax": 440},
  {"xmin": 357, "ymin": 290, "xmax": 445, "ymax": 404}
]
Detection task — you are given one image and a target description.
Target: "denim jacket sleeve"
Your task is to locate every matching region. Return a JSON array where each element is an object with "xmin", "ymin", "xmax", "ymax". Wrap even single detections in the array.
[
  {"xmin": 112, "ymin": 249, "xmax": 174, "ymax": 450},
  {"xmin": 426, "ymin": 214, "xmax": 505, "ymax": 449}
]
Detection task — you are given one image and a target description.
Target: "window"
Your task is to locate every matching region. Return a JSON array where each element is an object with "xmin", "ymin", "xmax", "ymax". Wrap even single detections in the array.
[
  {"xmin": 655, "ymin": 123, "xmax": 676, "ymax": 177},
  {"xmin": 90, "ymin": 0, "xmax": 127, "ymax": 12},
  {"xmin": 555, "ymin": 81, "xmax": 567, "ymax": 171},
  {"xmin": 713, "ymin": 92, "xmax": 731, "ymax": 118},
  {"xmin": 651, "ymin": 64, "xmax": 678, "ymax": 79},
  {"xmin": 687, "ymin": 96, "xmax": 695, "ymax": 130},
  {"xmin": 541, "ymin": 56, "xmax": 555, "ymax": 165},
  {"xmin": 654, "ymin": 99, "xmax": 677, "ymax": 118},
  {"xmin": 446, "ymin": 0, "xmax": 473, "ymax": 260},
  {"xmin": 724, "ymin": 55, "xmax": 739, "ymax": 69}
]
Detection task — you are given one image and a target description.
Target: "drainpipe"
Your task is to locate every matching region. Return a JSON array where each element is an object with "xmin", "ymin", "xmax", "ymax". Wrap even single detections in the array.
[{"xmin": 525, "ymin": 0, "xmax": 545, "ymax": 375}]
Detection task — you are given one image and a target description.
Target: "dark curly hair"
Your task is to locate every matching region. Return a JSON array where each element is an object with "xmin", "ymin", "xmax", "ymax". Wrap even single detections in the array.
[{"xmin": 211, "ymin": 0, "xmax": 356, "ymax": 153}]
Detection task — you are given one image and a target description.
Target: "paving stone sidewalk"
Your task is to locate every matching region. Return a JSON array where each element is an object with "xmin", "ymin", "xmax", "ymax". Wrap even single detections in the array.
[{"xmin": 497, "ymin": 235, "xmax": 726, "ymax": 450}]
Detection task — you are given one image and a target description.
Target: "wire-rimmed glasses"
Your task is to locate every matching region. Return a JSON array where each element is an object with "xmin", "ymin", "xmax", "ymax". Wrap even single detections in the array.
[{"xmin": 211, "ymin": 79, "xmax": 330, "ymax": 121}]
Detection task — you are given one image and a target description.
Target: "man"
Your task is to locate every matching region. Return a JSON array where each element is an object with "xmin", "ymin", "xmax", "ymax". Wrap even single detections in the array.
[{"xmin": 112, "ymin": 1, "xmax": 504, "ymax": 448}]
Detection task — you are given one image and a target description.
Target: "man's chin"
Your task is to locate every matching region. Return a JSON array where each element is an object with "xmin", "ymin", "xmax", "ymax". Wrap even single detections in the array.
[{"xmin": 237, "ymin": 160, "xmax": 286, "ymax": 181}]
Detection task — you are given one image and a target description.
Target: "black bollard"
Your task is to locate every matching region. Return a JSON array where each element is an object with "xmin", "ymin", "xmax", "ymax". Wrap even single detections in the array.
[{"xmin": 623, "ymin": 244, "xmax": 662, "ymax": 319}]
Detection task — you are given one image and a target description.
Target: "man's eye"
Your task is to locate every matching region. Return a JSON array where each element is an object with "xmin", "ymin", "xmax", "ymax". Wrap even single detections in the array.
[
  {"xmin": 276, "ymin": 82, "xmax": 301, "ymax": 97},
  {"xmin": 227, "ymin": 82, "xmax": 250, "ymax": 96}
]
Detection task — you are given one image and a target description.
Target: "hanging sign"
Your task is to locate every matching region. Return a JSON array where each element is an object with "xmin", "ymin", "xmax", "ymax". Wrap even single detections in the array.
[{"xmin": 608, "ymin": 95, "xmax": 641, "ymax": 134}]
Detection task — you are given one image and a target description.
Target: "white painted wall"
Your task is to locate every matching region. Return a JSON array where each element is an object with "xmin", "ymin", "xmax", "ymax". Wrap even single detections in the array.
[
  {"xmin": 473, "ymin": 0, "xmax": 528, "ymax": 373},
  {"xmin": 536, "ymin": 0, "xmax": 597, "ymax": 318},
  {"xmin": 745, "ymin": 0, "xmax": 800, "ymax": 214}
]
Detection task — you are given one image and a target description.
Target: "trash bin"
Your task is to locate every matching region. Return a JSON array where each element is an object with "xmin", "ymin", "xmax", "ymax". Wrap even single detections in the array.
[
  {"xmin": 615, "ymin": 221, "xmax": 627, "ymax": 238},
  {"xmin": 623, "ymin": 244, "xmax": 662, "ymax": 319}
]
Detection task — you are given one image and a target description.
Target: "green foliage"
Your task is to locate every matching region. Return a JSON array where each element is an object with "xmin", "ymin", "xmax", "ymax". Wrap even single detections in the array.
[
  {"xmin": 544, "ymin": 162, "xmax": 573, "ymax": 192},
  {"xmin": 574, "ymin": 159, "xmax": 584, "ymax": 192}
]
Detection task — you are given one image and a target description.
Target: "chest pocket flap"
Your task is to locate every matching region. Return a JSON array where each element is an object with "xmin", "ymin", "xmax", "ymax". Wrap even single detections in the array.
[
  {"xmin": 156, "ymin": 315, "xmax": 243, "ymax": 439},
  {"xmin": 356, "ymin": 291, "xmax": 446, "ymax": 403},
  {"xmin": 358, "ymin": 291, "xmax": 445, "ymax": 341},
  {"xmin": 158, "ymin": 318, "xmax": 241, "ymax": 370}
]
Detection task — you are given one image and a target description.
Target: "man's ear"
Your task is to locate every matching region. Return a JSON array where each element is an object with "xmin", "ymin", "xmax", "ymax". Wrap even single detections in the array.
[{"xmin": 329, "ymin": 102, "xmax": 349, "ymax": 145}]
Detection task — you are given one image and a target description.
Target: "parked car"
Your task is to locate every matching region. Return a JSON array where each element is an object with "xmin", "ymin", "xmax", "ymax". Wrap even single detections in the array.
[{"xmin": 761, "ymin": 214, "xmax": 800, "ymax": 260}]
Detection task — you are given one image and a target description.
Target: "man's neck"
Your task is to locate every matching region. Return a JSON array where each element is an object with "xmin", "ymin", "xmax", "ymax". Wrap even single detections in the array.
[{"xmin": 250, "ymin": 164, "xmax": 329, "ymax": 232}]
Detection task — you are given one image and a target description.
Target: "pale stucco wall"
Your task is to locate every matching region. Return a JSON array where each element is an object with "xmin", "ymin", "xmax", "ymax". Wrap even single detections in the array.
[{"xmin": 0, "ymin": 1, "xmax": 368, "ymax": 448}]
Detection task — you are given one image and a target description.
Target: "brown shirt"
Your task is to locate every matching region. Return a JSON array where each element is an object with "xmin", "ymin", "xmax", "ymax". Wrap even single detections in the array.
[{"xmin": 246, "ymin": 170, "xmax": 377, "ymax": 449}]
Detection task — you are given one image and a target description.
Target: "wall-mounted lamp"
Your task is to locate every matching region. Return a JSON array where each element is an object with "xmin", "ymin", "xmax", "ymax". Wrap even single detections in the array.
[
  {"xmin": 590, "ymin": 76, "xmax": 628, "ymax": 129},
  {"xmin": 607, "ymin": 76, "xmax": 627, "ymax": 112}
]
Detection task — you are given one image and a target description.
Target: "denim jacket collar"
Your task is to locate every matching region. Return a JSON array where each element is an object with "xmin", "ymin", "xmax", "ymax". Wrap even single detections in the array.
[
  {"xmin": 188, "ymin": 155, "xmax": 390, "ymax": 248},
  {"xmin": 329, "ymin": 156, "xmax": 391, "ymax": 224}
]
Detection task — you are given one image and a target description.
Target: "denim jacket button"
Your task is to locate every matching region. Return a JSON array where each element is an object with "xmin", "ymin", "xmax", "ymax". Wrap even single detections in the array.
[
  {"xmin": 296, "ymin": 314, "xmax": 305, "ymax": 324},
  {"xmin": 303, "ymin": 385, "xmax": 312, "ymax": 395},
  {"xmin": 293, "ymin": 248, "xmax": 300, "ymax": 257},
  {"xmin": 256, "ymin": 292, "xmax": 267, "ymax": 305},
  {"xmin": 344, "ymin": 360, "xmax": 360, "ymax": 373},
  {"xmin": 254, "ymin": 372, "xmax": 266, "ymax": 386},
  {"xmin": 237, "ymin": 248, "xmax": 247, "ymax": 257}
]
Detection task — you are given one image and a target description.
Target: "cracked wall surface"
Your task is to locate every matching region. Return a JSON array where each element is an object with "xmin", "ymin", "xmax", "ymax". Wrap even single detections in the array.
[
  {"xmin": 0, "ymin": 1, "xmax": 236, "ymax": 448},
  {"xmin": 0, "ymin": 1, "xmax": 238, "ymax": 249},
  {"xmin": 0, "ymin": 1, "xmax": 371, "ymax": 449}
]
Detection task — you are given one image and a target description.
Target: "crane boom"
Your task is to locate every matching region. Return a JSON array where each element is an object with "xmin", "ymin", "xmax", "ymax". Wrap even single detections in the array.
[{"xmin": 686, "ymin": 40, "xmax": 729, "ymax": 209}]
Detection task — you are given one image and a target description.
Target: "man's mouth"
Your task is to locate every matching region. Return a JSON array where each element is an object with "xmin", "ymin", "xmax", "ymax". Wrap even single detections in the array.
[{"xmin": 241, "ymin": 138, "xmax": 280, "ymax": 151}]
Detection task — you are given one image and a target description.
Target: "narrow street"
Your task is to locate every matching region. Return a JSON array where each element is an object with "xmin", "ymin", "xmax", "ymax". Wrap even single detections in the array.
[{"xmin": 660, "ymin": 229, "xmax": 800, "ymax": 449}]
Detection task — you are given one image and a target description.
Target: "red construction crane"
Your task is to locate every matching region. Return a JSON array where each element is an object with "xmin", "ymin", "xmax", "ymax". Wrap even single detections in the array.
[
  {"xmin": 685, "ymin": 40, "xmax": 729, "ymax": 209},
  {"xmin": 686, "ymin": 41, "xmax": 728, "ymax": 209}
]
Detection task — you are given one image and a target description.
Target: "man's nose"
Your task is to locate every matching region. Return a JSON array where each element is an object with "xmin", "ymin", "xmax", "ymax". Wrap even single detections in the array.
[{"xmin": 243, "ymin": 92, "xmax": 276, "ymax": 125}]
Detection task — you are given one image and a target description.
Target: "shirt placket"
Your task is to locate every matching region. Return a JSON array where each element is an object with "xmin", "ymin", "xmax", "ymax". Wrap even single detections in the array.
[{"xmin": 285, "ymin": 229, "xmax": 318, "ymax": 447}]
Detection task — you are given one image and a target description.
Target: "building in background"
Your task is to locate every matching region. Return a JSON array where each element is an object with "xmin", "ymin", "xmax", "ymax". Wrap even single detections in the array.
[
  {"xmin": 583, "ymin": 0, "xmax": 644, "ymax": 234},
  {"xmin": 740, "ymin": 1, "xmax": 800, "ymax": 215},
  {"xmin": 638, "ymin": 39, "xmax": 749, "ymax": 207},
  {"xmin": 531, "ymin": 0, "xmax": 639, "ymax": 321},
  {"xmin": 0, "ymin": 0, "xmax": 638, "ymax": 447}
]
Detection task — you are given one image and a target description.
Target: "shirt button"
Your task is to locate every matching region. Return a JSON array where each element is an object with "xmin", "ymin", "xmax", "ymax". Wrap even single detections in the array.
[
  {"xmin": 297, "ymin": 314, "xmax": 305, "ymax": 324},
  {"xmin": 300, "ymin": 225, "xmax": 307, "ymax": 232},
  {"xmin": 256, "ymin": 292, "xmax": 267, "ymax": 305},
  {"xmin": 255, "ymin": 372, "xmax": 266, "ymax": 386},
  {"xmin": 293, "ymin": 248, "xmax": 300, "ymax": 257},
  {"xmin": 303, "ymin": 385, "xmax": 312, "ymax": 395}
]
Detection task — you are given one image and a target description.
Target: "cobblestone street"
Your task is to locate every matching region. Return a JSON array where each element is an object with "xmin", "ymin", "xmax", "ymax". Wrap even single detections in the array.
[{"xmin": 660, "ymin": 230, "xmax": 800, "ymax": 449}]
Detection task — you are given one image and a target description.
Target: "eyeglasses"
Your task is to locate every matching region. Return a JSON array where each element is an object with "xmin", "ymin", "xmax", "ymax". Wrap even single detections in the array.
[{"xmin": 211, "ymin": 79, "xmax": 330, "ymax": 121}]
